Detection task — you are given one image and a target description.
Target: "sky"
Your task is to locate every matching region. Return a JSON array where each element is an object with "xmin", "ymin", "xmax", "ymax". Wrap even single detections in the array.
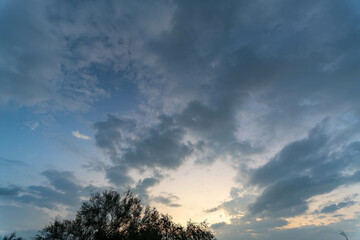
[{"xmin": 1, "ymin": 0, "xmax": 360, "ymax": 239}]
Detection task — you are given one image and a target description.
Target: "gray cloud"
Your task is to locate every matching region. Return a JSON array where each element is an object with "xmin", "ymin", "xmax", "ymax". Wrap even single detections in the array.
[
  {"xmin": 211, "ymin": 222, "xmax": 227, "ymax": 229},
  {"xmin": 152, "ymin": 192, "xmax": 181, "ymax": 208},
  {"xmin": 248, "ymin": 120, "xmax": 360, "ymax": 218},
  {"xmin": 94, "ymin": 115, "xmax": 136, "ymax": 163},
  {"xmin": 132, "ymin": 176, "xmax": 162, "ymax": 202},
  {"xmin": 94, "ymin": 114, "xmax": 194, "ymax": 186},
  {"xmin": 0, "ymin": 0, "xmax": 63, "ymax": 107},
  {"xmin": 94, "ymin": 105, "xmax": 260, "ymax": 188},
  {"xmin": 0, "ymin": 0, "xmax": 172, "ymax": 111},
  {"xmin": 3, "ymin": 0, "xmax": 360, "ymax": 238},
  {"xmin": 0, "ymin": 0, "xmax": 109, "ymax": 111},
  {"xmin": 212, "ymin": 217, "xmax": 360, "ymax": 240},
  {"xmin": 0, "ymin": 170, "xmax": 97, "ymax": 212},
  {"xmin": 211, "ymin": 217, "xmax": 289, "ymax": 237},
  {"xmin": 320, "ymin": 201, "xmax": 356, "ymax": 214},
  {"xmin": 0, "ymin": 157, "xmax": 27, "ymax": 167},
  {"xmin": 142, "ymin": 0, "xmax": 360, "ymax": 157},
  {"xmin": 0, "ymin": 186, "xmax": 20, "ymax": 197},
  {"xmin": 205, "ymin": 187, "xmax": 255, "ymax": 216},
  {"xmin": 122, "ymin": 115, "xmax": 193, "ymax": 169},
  {"xmin": 106, "ymin": 166, "xmax": 134, "ymax": 186}
]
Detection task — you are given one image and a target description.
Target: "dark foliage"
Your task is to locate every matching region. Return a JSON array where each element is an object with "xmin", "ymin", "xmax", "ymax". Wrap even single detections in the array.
[
  {"xmin": 1, "ymin": 233, "xmax": 23, "ymax": 240},
  {"xmin": 35, "ymin": 190, "xmax": 215, "ymax": 240}
]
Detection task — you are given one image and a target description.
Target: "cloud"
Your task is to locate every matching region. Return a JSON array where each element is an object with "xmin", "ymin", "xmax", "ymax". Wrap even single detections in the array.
[
  {"xmin": 3, "ymin": 0, "xmax": 360, "ymax": 238},
  {"xmin": 24, "ymin": 121, "xmax": 40, "ymax": 131},
  {"xmin": 247, "ymin": 120, "xmax": 360, "ymax": 218},
  {"xmin": 94, "ymin": 114, "xmax": 193, "ymax": 186},
  {"xmin": 0, "ymin": 0, "xmax": 128, "ymax": 111},
  {"xmin": 0, "ymin": 186, "xmax": 20, "ymax": 196},
  {"xmin": 94, "ymin": 105, "xmax": 261, "ymax": 188},
  {"xmin": 211, "ymin": 222, "xmax": 227, "ymax": 229},
  {"xmin": 138, "ymin": 0, "xmax": 360, "ymax": 159},
  {"xmin": 72, "ymin": 130, "xmax": 91, "ymax": 140},
  {"xmin": 0, "ymin": 0, "xmax": 64, "ymax": 108},
  {"xmin": 0, "ymin": 169, "xmax": 101, "ymax": 233},
  {"xmin": 152, "ymin": 192, "xmax": 181, "ymax": 207},
  {"xmin": 122, "ymin": 115, "xmax": 193, "ymax": 169},
  {"xmin": 90, "ymin": 0, "xmax": 360, "ymax": 193},
  {"xmin": 132, "ymin": 176, "xmax": 163, "ymax": 202},
  {"xmin": 320, "ymin": 201, "xmax": 356, "ymax": 214},
  {"xmin": 205, "ymin": 187, "xmax": 255, "ymax": 216},
  {"xmin": 0, "ymin": 170, "xmax": 98, "ymax": 212},
  {"xmin": 0, "ymin": 157, "xmax": 27, "ymax": 167},
  {"xmin": 94, "ymin": 115, "xmax": 136, "ymax": 163},
  {"xmin": 211, "ymin": 217, "xmax": 360, "ymax": 240}
]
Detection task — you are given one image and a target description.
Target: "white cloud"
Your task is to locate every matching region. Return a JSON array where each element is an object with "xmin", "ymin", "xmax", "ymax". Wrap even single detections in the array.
[
  {"xmin": 24, "ymin": 121, "xmax": 40, "ymax": 131},
  {"xmin": 72, "ymin": 130, "xmax": 91, "ymax": 140}
]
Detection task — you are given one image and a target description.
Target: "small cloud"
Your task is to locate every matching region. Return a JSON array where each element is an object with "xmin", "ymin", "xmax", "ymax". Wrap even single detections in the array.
[
  {"xmin": 169, "ymin": 203, "xmax": 181, "ymax": 207},
  {"xmin": 152, "ymin": 192, "xmax": 181, "ymax": 207},
  {"xmin": 24, "ymin": 121, "xmax": 39, "ymax": 131},
  {"xmin": 204, "ymin": 206, "xmax": 221, "ymax": 213},
  {"xmin": 320, "ymin": 201, "xmax": 356, "ymax": 214},
  {"xmin": 72, "ymin": 130, "xmax": 91, "ymax": 140},
  {"xmin": 211, "ymin": 222, "xmax": 227, "ymax": 229},
  {"xmin": 0, "ymin": 157, "xmax": 27, "ymax": 166}
]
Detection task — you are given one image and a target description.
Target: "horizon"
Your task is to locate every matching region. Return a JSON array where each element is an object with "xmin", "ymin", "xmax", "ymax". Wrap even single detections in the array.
[{"xmin": 1, "ymin": 0, "xmax": 360, "ymax": 239}]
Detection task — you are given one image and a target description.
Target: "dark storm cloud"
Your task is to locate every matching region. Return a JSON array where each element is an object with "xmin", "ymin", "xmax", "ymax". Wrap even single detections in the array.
[
  {"xmin": 320, "ymin": 201, "xmax": 356, "ymax": 214},
  {"xmin": 248, "ymin": 121, "xmax": 360, "ymax": 218}
]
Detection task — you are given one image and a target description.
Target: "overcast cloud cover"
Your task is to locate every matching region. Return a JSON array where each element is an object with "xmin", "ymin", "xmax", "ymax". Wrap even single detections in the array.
[{"xmin": 1, "ymin": 0, "xmax": 360, "ymax": 239}]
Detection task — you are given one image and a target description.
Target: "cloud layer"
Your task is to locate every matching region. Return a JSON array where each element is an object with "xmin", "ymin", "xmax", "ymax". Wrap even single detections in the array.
[{"xmin": 1, "ymin": 0, "xmax": 360, "ymax": 239}]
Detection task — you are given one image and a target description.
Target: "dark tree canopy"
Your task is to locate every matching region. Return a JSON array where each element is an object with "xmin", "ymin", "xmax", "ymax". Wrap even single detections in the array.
[
  {"xmin": 1, "ymin": 233, "xmax": 23, "ymax": 240},
  {"xmin": 35, "ymin": 190, "xmax": 215, "ymax": 240}
]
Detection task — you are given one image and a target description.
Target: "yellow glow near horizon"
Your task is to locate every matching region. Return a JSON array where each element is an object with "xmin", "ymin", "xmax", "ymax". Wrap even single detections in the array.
[{"xmin": 149, "ymin": 159, "xmax": 237, "ymax": 226}]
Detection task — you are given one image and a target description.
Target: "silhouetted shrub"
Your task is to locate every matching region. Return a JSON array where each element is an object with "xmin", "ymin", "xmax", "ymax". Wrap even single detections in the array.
[
  {"xmin": 35, "ymin": 190, "xmax": 215, "ymax": 240},
  {"xmin": 2, "ymin": 233, "xmax": 23, "ymax": 240}
]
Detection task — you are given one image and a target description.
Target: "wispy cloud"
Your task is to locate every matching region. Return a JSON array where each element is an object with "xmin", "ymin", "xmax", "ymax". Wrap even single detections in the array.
[
  {"xmin": 72, "ymin": 131, "xmax": 91, "ymax": 140},
  {"xmin": 0, "ymin": 157, "xmax": 27, "ymax": 167},
  {"xmin": 24, "ymin": 121, "xmax": 39, "ymax": 131}
]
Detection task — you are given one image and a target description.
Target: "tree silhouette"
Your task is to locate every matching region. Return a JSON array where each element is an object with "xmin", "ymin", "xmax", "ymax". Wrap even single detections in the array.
[
  {"xmin": 35, "ymin": 190, "xmax": 215, "ymax": 240},
  {"xmin": 1, "ymin": 233, "xmax": 23, "ymax": 240}
]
